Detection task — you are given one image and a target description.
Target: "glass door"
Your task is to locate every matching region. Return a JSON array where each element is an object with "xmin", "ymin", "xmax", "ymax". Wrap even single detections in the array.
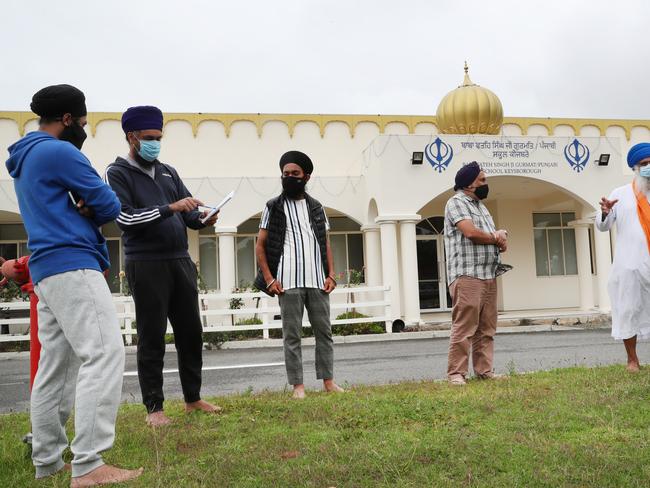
[{"xmin": 417, "ymin": 235, "xmax": 449, "ymax": 311}]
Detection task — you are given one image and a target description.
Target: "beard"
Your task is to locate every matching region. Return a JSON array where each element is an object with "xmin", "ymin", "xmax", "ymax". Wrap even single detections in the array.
[{"xmin": 634, "ymin": 173, "xmax": 650, "ymax": 199}]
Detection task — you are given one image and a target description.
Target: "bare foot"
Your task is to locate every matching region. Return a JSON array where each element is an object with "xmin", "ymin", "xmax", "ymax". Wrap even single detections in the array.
[
  {"xmin": 626, "ymin": 362, "xmax": 641, "ymax": 373},
  {"xmin": 323, "ymin": 379, "xmax": 345, "ymax": 393},
  {"xmin": 292, "ymin": 384, "xmax": 306, "ymax": 399},
  {"xmin": 146, "ymin": 411, "xmax": 172, "ymax": 427},
  {"xmin": 70, "ymin": 464, "xmax": 143, "ymax": 487},
  {"xmin": 185, "ymin": 399, "xmax": 223, "ymax": 414},
  {"xmin": 448, "ymin": 377, "xmax": 466, "ymax": 386}
]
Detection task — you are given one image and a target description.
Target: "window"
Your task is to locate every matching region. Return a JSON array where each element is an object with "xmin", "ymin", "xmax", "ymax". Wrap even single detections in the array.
[
  {"xmin": 533, "ymin": 212, "xmax": 578, "ymax": 276},
  {"xmin": 329, "ymin": 233, "xmax": 364, "ymax": 284},
  {"xmin": 231, "ymin": 215, "xmax": 365, "ymax": 288},
  {"xmin": 198, "ymin": 226, "xmax": 219, "ymax": 291},
  {"xmin": 105, "ymin": 239, "xmax": 124, "ymax": 293},
  {"xmin": 236, "ymin": 236, "xmax": 256, "ymax": 288},
  {"xmin": 196, "ymin": 228, "xmax": 255, "ymax": 292},
  {"xmin": 0, "ymin": 222, "xmax": 125, "ymax": 294},
  {"xmin": 0, "ymin": 223, "xmax": 29, "ymax": 262},
  {"xmin": 416, "ymin": 217, "xmax": 444, "ymax": 236},
  {"xmin": 102, "ymin": 223, "xmax": 124, "ymax": 293}
]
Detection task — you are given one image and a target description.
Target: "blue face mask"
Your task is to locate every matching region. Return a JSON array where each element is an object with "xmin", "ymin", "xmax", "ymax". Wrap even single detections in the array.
[
  {"xmin": 640, "ymin": 166, "xmax": 650, "ymax": 178},
  {"xmin": 137, "ymin": 139, "xmax": 161, "ymax": 162}
]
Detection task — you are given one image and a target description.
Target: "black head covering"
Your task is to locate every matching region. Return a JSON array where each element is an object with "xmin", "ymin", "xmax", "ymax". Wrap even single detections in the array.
[
  {"xmin": 279, "ymin": 151, "xmax": 313, "ymax": 175},
  {"xmin": 454, "ymin": 161, "xmax": 481, "ymax": 191},
  {"xmin": 30, "ymin": 84, "xmax": 87, "ymax": 118}
]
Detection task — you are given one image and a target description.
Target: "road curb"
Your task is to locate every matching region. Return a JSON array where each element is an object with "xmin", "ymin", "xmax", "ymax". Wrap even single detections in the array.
[
  {"xmin": 0, "ymin": 324, "xmax": 611, "ymax": 357},
  {"xmin": 216, "ymin": 323, "xmax": 606, "ymax": 350}
]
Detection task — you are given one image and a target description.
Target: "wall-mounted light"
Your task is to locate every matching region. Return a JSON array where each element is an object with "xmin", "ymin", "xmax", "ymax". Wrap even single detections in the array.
[
  {"xmin": 412, "ymin": 152, "xmax": 424, "ymax": 165},
  {"xmin": 597, "ymin": 154, "xmax": 610, "ymax": 166}
]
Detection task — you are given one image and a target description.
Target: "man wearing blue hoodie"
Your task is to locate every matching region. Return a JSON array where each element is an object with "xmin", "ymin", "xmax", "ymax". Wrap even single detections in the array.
[{"xmin": 6, "ymin": 85, "xmax": 142, "ymax": 487}]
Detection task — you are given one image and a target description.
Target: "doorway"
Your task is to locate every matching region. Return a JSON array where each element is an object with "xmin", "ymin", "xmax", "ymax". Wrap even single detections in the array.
[{"xmin": 416, "ymin": 217, "xmax": 450, "ymax": 311}]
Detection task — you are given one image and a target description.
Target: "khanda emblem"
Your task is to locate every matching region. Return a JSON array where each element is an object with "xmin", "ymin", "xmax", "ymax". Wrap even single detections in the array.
[
  {"xmin": 564, "ymin": 138, "xmax": 590, "ymax": 173},
  {"xmin": 425, "ymin": 137, "xmax": 454, "ymax": 173}
]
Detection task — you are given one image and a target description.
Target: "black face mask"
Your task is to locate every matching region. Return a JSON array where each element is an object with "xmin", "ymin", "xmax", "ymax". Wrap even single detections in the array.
[
  {"xmin": 282, "ymin": 176, "xmax": 306, "ymax": 198},
  {"xmin": 59, "ymin": 120, "xmax": 87, "ymax": 150},
  {"xmin": 472, "ymin": 184, "xmax": 489, "ymax": 200}
]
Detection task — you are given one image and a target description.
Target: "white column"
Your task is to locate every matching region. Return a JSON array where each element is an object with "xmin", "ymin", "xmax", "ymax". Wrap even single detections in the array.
[
  {"xmin": 574, "ymin": 224, "xmax": 595, "ymax": 310},
  {"xmin": 376, "ymin": 218, "xmax": 401, "ymax": 321},
  {"xmin": 361, "ymin": 224, "xmax": 383, "ymax": 318},
  {"xmin": 594, "ymin": 226, "xmax": 612, "ymax": 312},
  {"xmin": 399, "ymin": 218, "xmax": 421, "ymax": 325},
  {"xmin": 361, "ymin": 225, "xmax": 382, "ymax": 287},
  {"xmin": 216, "ymin": 227, "xmax": 237, "ymax": 293}
]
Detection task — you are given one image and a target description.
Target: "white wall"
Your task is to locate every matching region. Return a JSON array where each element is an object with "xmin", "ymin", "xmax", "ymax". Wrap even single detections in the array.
[
  {"xmin": 1, "ymin": 113, "xmax": 643, "ymax": 314},
  {"xmin": 495, "ymin": 197, "xmax": 581, "ymax": 310}
]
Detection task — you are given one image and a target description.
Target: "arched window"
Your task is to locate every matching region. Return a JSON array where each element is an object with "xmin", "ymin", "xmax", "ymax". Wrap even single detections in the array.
[{"xmin": 416, "ymin": 217, "xmax": 444, "ymax": 235}]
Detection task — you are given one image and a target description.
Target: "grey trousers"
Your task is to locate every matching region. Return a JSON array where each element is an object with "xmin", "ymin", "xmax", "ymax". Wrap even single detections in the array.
[
  {"xmin": 278, "ymin": 288, "xmax": 334, "ymax": 385},
  {"xmin": 32, "ymin": 269, "xmax": 125, "ymax": 479}
]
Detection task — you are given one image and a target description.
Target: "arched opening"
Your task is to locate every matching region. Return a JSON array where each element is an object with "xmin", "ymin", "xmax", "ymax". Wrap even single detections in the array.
[
  {"xmin": 197, "ymin": 207, "xmax": 365, "ymax": 290},
  {"xmin": 414, "ymin": 216, "xmax": 450, "ymax": 311},
  {"xmin": 414, "ymin": 176, "xmax": 597, "ymax": 313},
  {"xmin": 367, "ymin": 198, "xmax": 379, "ymax": 224},
  {"xmin": 0, "ymin": 211, "xmax": 28, "ymax": 262},
  {"xmin": 0, "ymin": 215, "xmax": 129, "ymax": 295}
]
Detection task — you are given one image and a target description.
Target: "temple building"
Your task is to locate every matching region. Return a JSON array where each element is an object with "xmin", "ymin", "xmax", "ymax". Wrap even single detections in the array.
[{"xmin": 1, "ymin": 64, "xmax": 649, "ymax": 325}]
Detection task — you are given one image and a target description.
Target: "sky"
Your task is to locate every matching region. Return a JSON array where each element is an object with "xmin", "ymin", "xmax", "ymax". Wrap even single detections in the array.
[{"xmin": 1, "ymin": 0, "xmax": 649, "ymax": 119}]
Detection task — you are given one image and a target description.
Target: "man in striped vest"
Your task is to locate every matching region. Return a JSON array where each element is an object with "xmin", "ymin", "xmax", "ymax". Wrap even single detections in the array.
[
  {"xmin": 255, "ymin": 151, "xmax": 344, "ymax": 399},
  {"xmin": 105, "ymin": 105, "xmax": 220, "ymax": 426}
]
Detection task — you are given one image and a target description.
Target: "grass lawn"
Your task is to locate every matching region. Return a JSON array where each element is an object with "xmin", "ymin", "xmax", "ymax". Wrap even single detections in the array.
[{"xmin": 1, "ymin": 366, "xmax": 649, "ymax": 487}]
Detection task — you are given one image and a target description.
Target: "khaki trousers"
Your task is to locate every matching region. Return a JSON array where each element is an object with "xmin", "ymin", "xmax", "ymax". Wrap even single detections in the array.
[{"xmin": 447, "ymin": 276, "xmax": 497, "ymax": 380}]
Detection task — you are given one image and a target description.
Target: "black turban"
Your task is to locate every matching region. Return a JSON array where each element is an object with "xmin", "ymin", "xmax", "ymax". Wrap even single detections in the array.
[
  {"xmin": 279, "ymin": 150, "xmax": 313, "ymax": 175},
  {"xmin": 454, "ymin": 161, "xmax": 481, "ymax": 191},
  {"xmin": 30, "ymin": 84, "xmax": 87, "ymax": 118},
  {"xmin": 121, "ymin": 106, "xmax": 164, "ymax": 133}
]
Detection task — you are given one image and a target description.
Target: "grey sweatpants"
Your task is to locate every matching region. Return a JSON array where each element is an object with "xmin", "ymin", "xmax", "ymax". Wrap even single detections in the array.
[
  {"xmin": 32, "ymin": 269, "xmax": 125, "ymax": 479},
  {"xmin": 278, "ymin": 288, "xmax": 334, "ymax": 385}
]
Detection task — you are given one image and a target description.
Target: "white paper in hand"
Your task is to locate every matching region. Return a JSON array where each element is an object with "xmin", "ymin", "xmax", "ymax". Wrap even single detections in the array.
[{"xmin": 200, "ymin": 190, "xmax": 235, "ymax": 224}]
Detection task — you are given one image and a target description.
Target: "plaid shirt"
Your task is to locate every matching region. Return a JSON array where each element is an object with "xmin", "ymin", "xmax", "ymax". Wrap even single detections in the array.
[{"xmin": 444, "ymin": 192, "xmax": 499, "ymax": 285}]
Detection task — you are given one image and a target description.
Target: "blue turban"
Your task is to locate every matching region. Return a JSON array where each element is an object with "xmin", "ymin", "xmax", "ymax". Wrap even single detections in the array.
[
  {"xmin": 121, "ymin": 106, "xmax": 163, "ymax": 133},
  {"xmin": 627, "ymin": 143, "xmax": 650, "ymax": 168},
  {"xmin": 454, "ymin": 161, "xmax": 481, "ymax": 191}
]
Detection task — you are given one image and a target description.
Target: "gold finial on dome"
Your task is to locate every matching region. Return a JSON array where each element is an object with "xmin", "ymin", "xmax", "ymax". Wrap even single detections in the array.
[
  {"xmin": 463, "ymin": 61, "xmax": 473, "ymax": 86},
  {"xmin": 436, "ymin": 62, "xmax": 503, "ymax": 135}
]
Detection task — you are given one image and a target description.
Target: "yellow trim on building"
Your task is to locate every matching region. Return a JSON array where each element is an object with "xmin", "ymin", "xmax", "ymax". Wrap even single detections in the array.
[{"xmin": 1, "ymin": 111, "xmax": 649, "ymax": 140}]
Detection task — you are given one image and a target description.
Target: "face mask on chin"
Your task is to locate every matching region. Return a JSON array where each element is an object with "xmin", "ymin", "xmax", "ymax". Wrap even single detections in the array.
[
  {"xmin": 282, "ymin": 176, "xmax": 307, "ymax": 198},
  {"xmin": 59, "ymin": 120, "xmax": 87, "ymax": 150}
]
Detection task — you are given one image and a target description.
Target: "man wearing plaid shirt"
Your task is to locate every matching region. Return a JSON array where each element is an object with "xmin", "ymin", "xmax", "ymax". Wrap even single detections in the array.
[{"xmin": 444, "ymin": 161, "xmax": 508, "ymax": 386}]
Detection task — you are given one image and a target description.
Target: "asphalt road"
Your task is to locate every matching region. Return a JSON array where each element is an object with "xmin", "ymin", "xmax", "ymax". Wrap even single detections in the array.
[{"xmin": 1, "ymin": 328, "xmax": 648, "ymax": 414}]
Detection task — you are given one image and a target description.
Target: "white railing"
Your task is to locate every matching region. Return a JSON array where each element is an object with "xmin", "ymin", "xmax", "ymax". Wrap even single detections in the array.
[{"xmin": 0, "ymin": 285, "xmax": 392, "ymax": 344}]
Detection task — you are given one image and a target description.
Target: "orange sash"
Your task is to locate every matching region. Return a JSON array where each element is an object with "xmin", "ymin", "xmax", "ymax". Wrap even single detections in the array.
[{"xmin": 632, "ymin": 180, "xmax": 650, "ymax": 254}]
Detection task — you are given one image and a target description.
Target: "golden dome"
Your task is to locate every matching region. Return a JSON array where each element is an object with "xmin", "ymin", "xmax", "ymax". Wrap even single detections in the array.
[{"xmin": 436, "ymin": 62, "xmax": 503, "ymax": 135}]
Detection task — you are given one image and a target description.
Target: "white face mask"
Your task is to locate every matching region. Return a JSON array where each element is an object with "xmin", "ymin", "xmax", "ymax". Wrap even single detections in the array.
[{"xmin": 640, "ymin": 166, "xmax": 650, "ymax": 178}]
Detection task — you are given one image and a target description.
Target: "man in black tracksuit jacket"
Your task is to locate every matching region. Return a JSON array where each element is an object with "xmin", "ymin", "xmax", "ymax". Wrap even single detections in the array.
[{"xmin": 106, "ymin": 106, "xmax": 220, "ymax": 426}]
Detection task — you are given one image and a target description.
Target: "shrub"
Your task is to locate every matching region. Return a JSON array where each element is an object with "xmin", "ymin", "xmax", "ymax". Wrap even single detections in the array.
[
  {"xmin": 332, "ymin": 311, "xmax": 384, "ymax": 336},
  {"xmin": 203, "ymin": 317, "xmax": 264, "ymax": 347},
  {"xmin": 0, "ymin": 281, "xmax": 27, "ymax": 303},
  {"xmin": 0, "ymin": 341, "xmax": 30, "ymax": 353}
]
